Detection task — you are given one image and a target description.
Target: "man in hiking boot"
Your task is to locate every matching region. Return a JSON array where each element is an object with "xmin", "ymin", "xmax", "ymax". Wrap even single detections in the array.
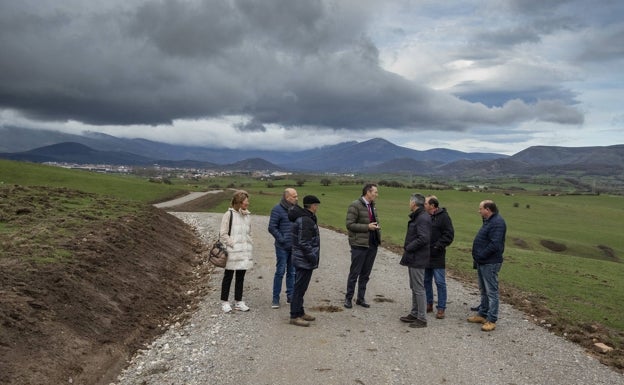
[{"xmin": 468, "ymin": 200, "xmax": 506, "ymax": 332}]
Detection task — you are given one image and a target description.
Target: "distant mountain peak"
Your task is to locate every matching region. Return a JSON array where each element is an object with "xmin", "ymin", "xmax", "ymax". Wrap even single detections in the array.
[{"xmin": 1, "ymin": 128, "xmax": 621, "ymax": 178}]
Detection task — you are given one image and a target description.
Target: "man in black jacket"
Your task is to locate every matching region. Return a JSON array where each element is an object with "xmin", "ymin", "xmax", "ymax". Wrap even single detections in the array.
[
  {"xmin": 399, "ymin": 193, "xmax": 431, "ymax": 328},
  {"xmin": 288, "ymin": 195, "xmax": 321, "ymax": 327},
  {"xmin": 424, "ymin": 195, "xmax": 455, "ymax": 319}
]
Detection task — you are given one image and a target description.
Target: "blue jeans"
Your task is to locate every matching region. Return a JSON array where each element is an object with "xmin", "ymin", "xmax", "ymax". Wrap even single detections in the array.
[
  {"xmin": 424, "ymin": 268, "xmax": 447, "ymax": 309},
  {"xmin": 477, "ymin": 263, "xmax": 502, "ymax": 323},
  {"xmin": 272, "ymin": 246, "xmax": 294, "ymax": 303}
]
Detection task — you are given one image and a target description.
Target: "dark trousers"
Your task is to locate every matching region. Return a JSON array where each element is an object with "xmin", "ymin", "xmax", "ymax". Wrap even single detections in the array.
[
  {"xmin": 290, "ymin": 267, "xmax": 313, "ymax": 319},
  {"xmin": 220, "ymin": 269, "xmax": 246, "ymax": 302},
  {"xmin": 345, "ymin": 245, "xmax": 378, "ymax": 301}
]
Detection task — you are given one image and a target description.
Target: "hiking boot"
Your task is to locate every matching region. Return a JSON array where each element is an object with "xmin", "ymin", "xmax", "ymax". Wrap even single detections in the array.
[
  {"xmin": 290, "ymin": 317, "xmax": 310, "ymax": 327},
  {"xmin": 481, "ymin": 321, "xmax": 496, "ymax": 332},
  {"xmin": 408, "ymin": 319, "xmax": 427, "ymax": 328},
  {"xmin": 301, "ymin": 313, "xmax": 316, "ymax": 321},
  {"xmin": 467, "ymin": 315, "xmax": 487, "ymax": 324},
  {"xmin": 400, "ymin": 314, "xmax": 417, "ymax": 323},
  {"xmin": 436, "ymin": 309, "xmax": 445, "ymax": 319},
  {"xmin": 426, "ymin": 303, "xmax": 433, "ymax": 313},
  {"xmin": 221, "ymin": 302, "xmax": 232, "ymax": 313},
  {"xmin": 234, "ymin": 301, "xmax": 250, "ymax": 312}
]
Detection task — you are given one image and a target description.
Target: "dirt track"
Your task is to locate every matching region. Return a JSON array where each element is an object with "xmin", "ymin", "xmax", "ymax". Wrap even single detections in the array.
[{"xmin": 113, "ymin": 212, "xmax": 624, "ymax": 385}]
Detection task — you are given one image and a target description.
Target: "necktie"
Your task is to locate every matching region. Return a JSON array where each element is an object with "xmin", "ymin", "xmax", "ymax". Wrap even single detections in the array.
[{"xmin": 367, "ymin": 203, "xmax": 374, "ymax": 222}]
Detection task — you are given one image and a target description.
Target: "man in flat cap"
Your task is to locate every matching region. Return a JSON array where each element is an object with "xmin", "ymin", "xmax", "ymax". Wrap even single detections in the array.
[{"xmin": 288, "ymin": 195, "xmax": 321, "ymax": 327}]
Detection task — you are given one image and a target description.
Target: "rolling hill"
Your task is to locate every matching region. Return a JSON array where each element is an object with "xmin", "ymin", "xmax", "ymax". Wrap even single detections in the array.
[{"xmin": 1, "ymin": 127, "xmax": 623, "ymax": 179}]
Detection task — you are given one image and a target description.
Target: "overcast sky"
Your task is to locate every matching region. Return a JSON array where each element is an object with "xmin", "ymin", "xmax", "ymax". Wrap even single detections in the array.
[{"xmin": 1, "ymin": 0, "xmax": 622, "ymax": 155}]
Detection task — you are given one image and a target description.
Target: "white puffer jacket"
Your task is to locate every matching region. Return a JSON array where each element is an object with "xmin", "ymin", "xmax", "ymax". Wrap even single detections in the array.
[{"xmin": 219, "ymin": 208, "xmax": 253, "ymax": 270}]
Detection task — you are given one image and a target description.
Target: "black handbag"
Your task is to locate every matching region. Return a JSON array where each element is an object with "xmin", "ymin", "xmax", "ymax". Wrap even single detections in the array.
[{"xmin": 208, "ymin": 210, "xmax": 233, "ymax": 268}]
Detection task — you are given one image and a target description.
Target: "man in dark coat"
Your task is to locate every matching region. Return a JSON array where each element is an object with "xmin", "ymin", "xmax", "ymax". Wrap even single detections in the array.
[
  {"xmin": 424, "ymin": 195, "xmax": 455, "ymax": 319},
  {"xmin": 268, "ymin": 188, "xmax": 298, "ymax": 308},
  {"xmin": 399, "ymin": 193, "xmax": 431, "ymax": 328},
  {"xmin": 288, "ymin": 195, "xmax": 321, "ymax": 327},
  {"xmin": 468, "ymin": 200, "xmax": 506, "ymax": 332}
]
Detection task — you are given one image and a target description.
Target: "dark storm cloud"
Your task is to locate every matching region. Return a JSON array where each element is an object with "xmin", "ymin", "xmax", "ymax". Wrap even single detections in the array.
[{"xmin": 0, "ymin": 0, "xmax": 584, "ymax": 131}]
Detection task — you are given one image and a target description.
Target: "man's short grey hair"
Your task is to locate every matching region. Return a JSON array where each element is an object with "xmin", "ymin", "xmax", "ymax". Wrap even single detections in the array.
[{"xmin": 411, "ymin": 193, "xmax": 425, "ymax": 206}]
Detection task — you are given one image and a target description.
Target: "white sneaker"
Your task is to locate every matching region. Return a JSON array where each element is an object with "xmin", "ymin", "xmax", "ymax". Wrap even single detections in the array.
[
  {"xmin": 221, "ymin": 302, "xmax": 232, "ymax": 313},
  {"xmin": 234, "ymin": 301, "xmax": 250, "ymax": 312}
]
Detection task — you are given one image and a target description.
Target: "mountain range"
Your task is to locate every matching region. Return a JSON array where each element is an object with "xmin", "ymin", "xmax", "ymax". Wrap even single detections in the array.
[{"xmin": 1, "ymin": 126, "xmax": 623, "ymax": 178}]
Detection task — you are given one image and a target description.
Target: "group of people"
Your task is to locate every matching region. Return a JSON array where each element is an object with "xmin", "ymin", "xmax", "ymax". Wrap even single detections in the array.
[{"xmin": 216, "ymin": 184, "xmax": 506, "ymax": 332}]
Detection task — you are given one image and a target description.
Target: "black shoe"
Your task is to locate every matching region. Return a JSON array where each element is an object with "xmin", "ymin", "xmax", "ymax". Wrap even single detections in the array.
[
  {"xmin": 408, "ymin": 319, "xmax": 427, "ymax": 328},
  {"xmin": 355, "ymin": 299, "xmax": 370, "ymax": 308},
  {"xmin": 400, "ymin": 314, "xmax": 417, "ymax": 323},
  {"xmin": 344, "ymin": 299, "xmax": 352, "ymax": 309}
]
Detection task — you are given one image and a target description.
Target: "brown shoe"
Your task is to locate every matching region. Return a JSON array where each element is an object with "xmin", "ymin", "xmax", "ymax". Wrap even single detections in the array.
[
  {"xmin": 481, "ymin": 321, "xmax": 496, "ymax": 332},
  {"xmin": 290, "ymin": 317, "xmax": 310, "ymax": 327},
  {"xmin": 436, "ymin": 309, "xmax": 445, "ymax": 319},
  {"xmin": 426, "ymin": 303, "xmax": 433, "ymax": 313},
  {"xmin": 467, "ymin": 315, "xmax": 487, "ymax": 324},
  {"xmin": 301, "ymin": 313, "xmax": 316, "ymax": 321}
]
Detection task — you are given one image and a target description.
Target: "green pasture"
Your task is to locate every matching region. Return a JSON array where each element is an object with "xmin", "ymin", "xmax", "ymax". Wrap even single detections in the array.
[{"xmin": 0, "ymin": 159, "xmax": 192, "ymax": 202}]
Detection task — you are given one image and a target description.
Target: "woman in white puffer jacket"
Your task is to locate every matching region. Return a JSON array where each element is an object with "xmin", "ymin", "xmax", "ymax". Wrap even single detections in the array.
[{"xmin": 219, "ymin": 190, "xmax": 253, "ymax": 313}]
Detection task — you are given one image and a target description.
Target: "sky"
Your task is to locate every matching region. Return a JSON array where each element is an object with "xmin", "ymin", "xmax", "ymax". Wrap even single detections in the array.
[{"xmin": 1, "ymin": 0, "xmax": 623, "ymax": 155}]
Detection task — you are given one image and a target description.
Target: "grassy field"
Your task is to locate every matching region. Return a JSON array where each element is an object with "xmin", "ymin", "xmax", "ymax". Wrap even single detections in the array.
[
  {"xmin": 2, "ymin": 162, "xmax": 623, "ymax": 353},
  {"xmin": 0, "ymin": 159, "xmax": 194, "ymax": 202}
]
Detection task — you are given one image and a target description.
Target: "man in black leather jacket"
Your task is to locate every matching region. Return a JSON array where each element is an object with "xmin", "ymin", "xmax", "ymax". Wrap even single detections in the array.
[{"xmin": 288, "ymin": 195, "xmax": 321, "ymax": 327}]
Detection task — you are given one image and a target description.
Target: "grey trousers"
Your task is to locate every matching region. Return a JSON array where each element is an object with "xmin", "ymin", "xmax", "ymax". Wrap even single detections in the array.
[{"xmin": 408, "ymin": 267, "xmax": 427, "ymax": 322}]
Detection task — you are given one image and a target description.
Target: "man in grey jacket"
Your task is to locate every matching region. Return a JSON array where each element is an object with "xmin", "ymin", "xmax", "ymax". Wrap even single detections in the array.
[{"xmin": 344, "ymin": 183, "xmax": 381, "ymax": 309}]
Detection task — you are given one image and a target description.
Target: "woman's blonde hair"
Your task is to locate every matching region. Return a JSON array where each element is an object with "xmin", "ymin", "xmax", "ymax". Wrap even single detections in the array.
[{"xmin": 231, "ymin": 190, "xmax": 249, "ymax": 210}]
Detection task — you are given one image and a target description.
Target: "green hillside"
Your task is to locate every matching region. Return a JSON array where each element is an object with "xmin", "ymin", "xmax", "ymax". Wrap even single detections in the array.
[{"xmin": 0, "ymin": 159, "xmax": 190, "ymax": 202}]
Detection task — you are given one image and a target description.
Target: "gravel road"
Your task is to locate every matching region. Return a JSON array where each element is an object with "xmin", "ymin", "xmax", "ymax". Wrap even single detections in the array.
[
  {"xmin": 112, "ymin": 212, "xmax": 624, "ymax": 385},
  {"xmin": 152, "ymin": 191, "xmax": 221, "ymax": 208}
]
